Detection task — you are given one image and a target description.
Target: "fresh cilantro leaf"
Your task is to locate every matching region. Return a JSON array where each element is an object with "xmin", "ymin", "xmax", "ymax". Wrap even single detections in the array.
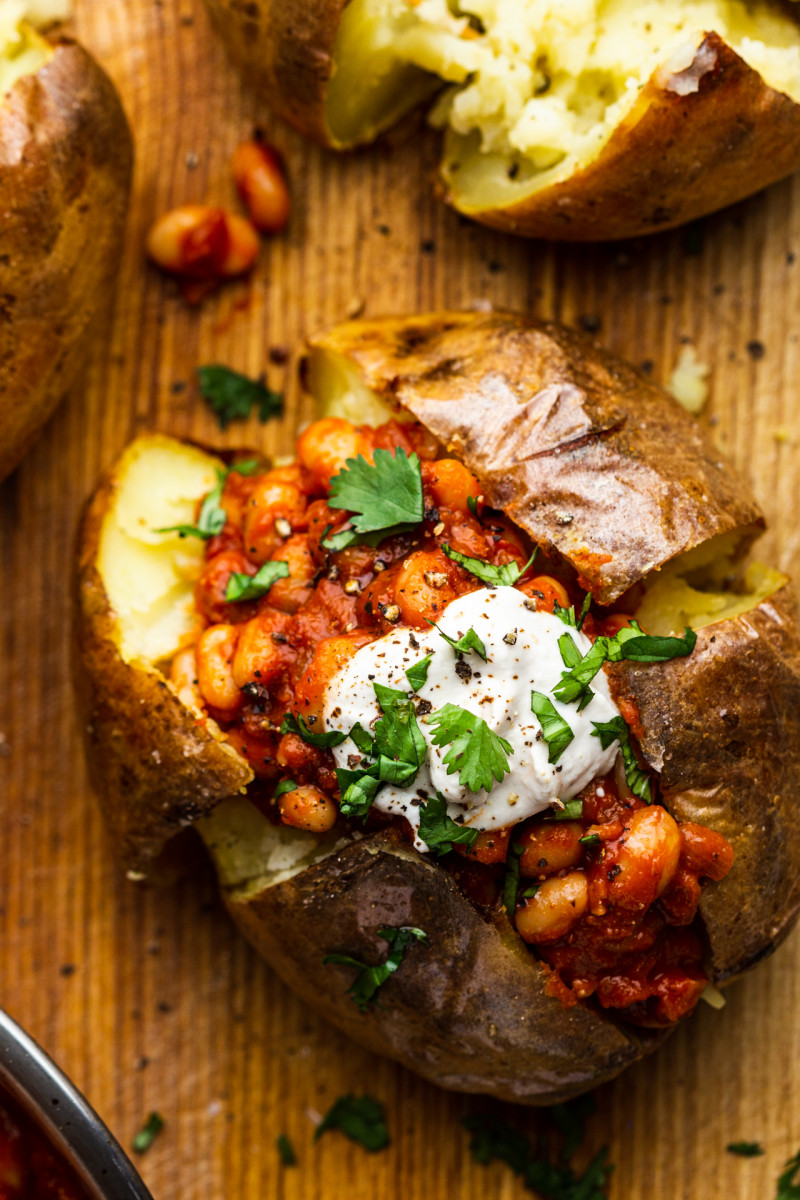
[
  {"xmin": 328, "ymin": 448, "xmax": 423, "ymax": 547},
  {"xmin": 426, "ymin": 703, "xmax": 513, "ymax": 793},
  {"xmin": 321, "ymin": 525, "xmax": 360, "ymax": 552},
  {"xmin": 553, "ymin": 600, "xmax": 578, "ymax": 627},
  {"xmin": 591, "ymin": 716, "xmax": 652, "ymax": 803},
  {"xmin": 577, "ymin": 592, "xmax": 592, "ymax": 630},
  {"xmin": 552, "ymin": 635, "xmax": 607, "ymax": 711},
  {"xmin": 521, "ymin": 884, "xmax": 539, "ymax": 899},
  {"xmin": 531, "ymin": 692, "xmax": 574, "ymax": 764},
  {"xmin": 225, "ymin": 559, "xmax": 289, "ymax": 602},
  {"xmin": 373, "ymin": 682, "xmax": 426, "ymax": 774},
  {"xmin": 579, "ymin": 833, "xmax": 601, "ymax": 847},
  {"xmin": 548, "ymin": 798, "xmax": 584, "ymax": 821},
  {"xmin": 323, "ymin": 926, "xmax": 428, "ymax": 1012},
  {"xmin": 230, "ymin": 458, "xmax": 262, "ymax": 476},
  {"xmin": 417, "ymin": 793, "xmax": 479, "ymax": 855},
  {"xmin": 776, "ymin": 1148, "xmax": 800, "ymax": 1199},
  {"xmin": 276, "ymin": 1134, "xmax": 296, "ymax": 1166},
  {"xmin": 314, "ymin": 1094, "xmax": 390, "ymax": 1152},
  {"xmin": 467, "ymin": 495, "xmax": 480, "ymax": 517},
  {"xmin": 281, "ymin": 712, "xmax": 348, "ymax": 749},
  {"xmin": 198, "ymin": 364, "xmax": 283, "ymax": 430},
  {"xmin": 273, "ymin": 779, "xmax": 297, "ymax": 799},
  {"xmin": 605, "ymin": 620, "xmax": 697, "ymax": 663},
  {"xmin": 727, "ymin": 1142, "xmax": 765, "ymax": 1157},
  {"xmin": 405, "ymin": 655, "xmax": 432, "ymax": 692},
  {"xmin": 502, "ymin": 842, "xmax": 524, "ymax": 916},
  {"xmin": 132, "ymin": 1112, "xmax": 164, "ymax": 1155},
  {"xmin": 441, "ymin": 544, "xmax": 537, "ymax": 587},
  {"xmin": 336, "ymin": 769, "xmax": 381, "ymax": 818},
  {"xmin": 430, "ymin": 622, "xmax": 488, "ymax": 662},
  {"xmin": 348, "ymin": 722, "xmax": 376, "ymax": 756}
]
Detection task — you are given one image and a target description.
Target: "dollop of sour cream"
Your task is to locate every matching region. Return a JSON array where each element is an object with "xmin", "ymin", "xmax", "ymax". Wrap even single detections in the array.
[{"xmin": 322, "ymin": 587, "xmax": 623, "ymax": 851}]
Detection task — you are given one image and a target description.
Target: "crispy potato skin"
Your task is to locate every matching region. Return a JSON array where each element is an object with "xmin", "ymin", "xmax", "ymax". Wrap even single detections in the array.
[
  {"xmin": 0, "ymin": 40, "xmax": 132, "ymax": 481},
  {"xmin": 308, "ymin": 311, "xmax": 764, "ymax": 604},
  {"xmin": 609, "ymin": 584, "xmax": 800, "ymax": 983},
  {"xmin": 202, "ymin": 0, "xmax": 347, "ymax": 145},
  {"xmin": 75, "ymin": 469, "xmax": 254, "ymax": 879},
  {"xmin": 442, "ymin": 33, "xmax": 800, "ymax": 240},
  {"xmin": 223, "ymin": 830, "xmax": 667, "ymax": 1105}
]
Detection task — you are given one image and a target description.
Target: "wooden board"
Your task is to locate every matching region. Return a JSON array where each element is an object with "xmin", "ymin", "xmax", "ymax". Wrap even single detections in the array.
[{"xmin": 1, "ymin": 2, "xmax": 800, "ymax": 1196}]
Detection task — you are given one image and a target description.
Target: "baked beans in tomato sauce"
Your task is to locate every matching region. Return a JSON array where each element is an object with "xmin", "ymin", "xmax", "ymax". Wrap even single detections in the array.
[{"xmin": 173, "ymin": 417, "xmax": 734, "ymax": 1028}]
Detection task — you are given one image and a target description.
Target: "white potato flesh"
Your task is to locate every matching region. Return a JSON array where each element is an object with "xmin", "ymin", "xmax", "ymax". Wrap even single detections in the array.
[
  {"xmin": 0, "ymin": 0, "xmax": 70, "ymax": 97},
  {"xmin": 97, "ymin": 435, "xmax": 224, "ymax": 668},
  {"xmin": 330, "ymin": 0, "xmax": 800, "ymax": 203}
]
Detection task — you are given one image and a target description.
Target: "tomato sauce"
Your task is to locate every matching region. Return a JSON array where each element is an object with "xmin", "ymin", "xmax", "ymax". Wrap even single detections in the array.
[
  {"xmin": 0, "ymin": 1091, "xmax": 89, "ymax": 1200},
  {"xmin": 175, "ymin": 416, "xmax": 735, "ymax": 1028}
]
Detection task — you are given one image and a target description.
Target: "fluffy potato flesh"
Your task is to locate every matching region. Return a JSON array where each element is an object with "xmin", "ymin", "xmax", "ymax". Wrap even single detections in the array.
[
  {"xmin": 327, "ymin": 0, "xmax": 800, "ymax": 230},
  {"xmin": 0, "ymin": 1, "xmax": 69, "ymax": 96}
]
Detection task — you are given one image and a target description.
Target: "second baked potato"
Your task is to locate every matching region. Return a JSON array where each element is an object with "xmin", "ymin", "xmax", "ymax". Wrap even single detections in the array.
[
  {"xmin": 0, "ymin": 2, "xmax": 133, "ymax": 481},
  {"xmin": 76, "ymin": 312, "xmax": 800, "ymax": 1103},
  {"xmin": 203, "ymin": 0, "xmax": 800, "ymax": 239}
]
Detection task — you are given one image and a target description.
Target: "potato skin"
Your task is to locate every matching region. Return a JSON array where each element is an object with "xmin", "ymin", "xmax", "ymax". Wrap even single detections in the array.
[
  {"xmin": 609, "ymin": 584, "xmax": 800, "ymax": 983},
  {"xmin": 308, "ymin": 311, "xmax": 764, "ymax": 604},
  {"xmin": 0, "ymin": 39, "xmax": 132, "ymax": 481},
  {"xmin": 75, "ymin": 467, "xmax": 253, "ymax": 879},
  {"xmin": 220, "ymin": 829, "xmax": 667, "ymax": 1105},
  {"xmin": 202, "ymin": 0, "xmax": 347, "ymax": 145},
  {"xmin": 442, "ymin": 33, "xmax": 800, "ymax": 240}
]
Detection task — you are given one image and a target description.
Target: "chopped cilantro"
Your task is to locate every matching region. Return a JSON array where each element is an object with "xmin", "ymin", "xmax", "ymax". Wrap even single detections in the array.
[
  {"xmin": 531, "ymin": 692, "xmax": 574, "ymax": 764},
  {"xmin": 323, "ymin": 926, "xmax": 428, "ymax": 1012},
  {"xmin": 198, "ymin": 364, "xmax": 283, "ymax": 430},
  {"xmin": 327, "ymin": 447, "xmax": 423, "ymax": 548},
  {"xmin": 405, "ymin": 654, "xmax": 432, "ymax": 692},
  {"xmin": 607, "ymin": 621, "xmax": 697, "ymax": 662},
  {"xmin": 467, "ymin": 495, "xmax": 480, "ymax": 517},
  {"xmin": 430, "ymin": 621, "xmax": 487, "ymax": 662},
  {"xmin": 553, "ymin": 633, "xmax": 604, "ymax": 710},
  {"xmin": 776, "ymin": 1148, "xmax": 800, "ymax": 1199},
  {"xmin": 501, "ymin": 842, "xmax": 524, "ymax": 916},
  {"xmin": 372, "ymin": 682, "xmax": 426, "ymax": 784},
  {"xmin": 225, "ymin": 559, "xmax": 289, "ymax": 602},
  {"xmin": 463, "ymin": 1097, "xmax": 612, "ymax": 1199},
  {"xmin": 426, "ymin": 703, "xmax": 513, "ymax": 793},
  {"xmin": 441, "ymin": 544, "xmax": 537, "ymax": 587},
  {"xmin": 336, "ymin": 769, "xmax": 381, "ymax": 818},
  {"xmin": 314, "ymin": 1094, "xmax": 390, "ymax": 1152},
  {"xmin": 579, "ymin": 833, "xmax": 601, "ymax": 847},
  {"xmin": 132, "ymin": 1112, "xmax": 165, "ymax": 1155},
  {"xmin": 727, "ymin": 1142, "xmax": 765, "ymax": 1157},
  {"xmin": 281, "ymin": 712, "xmax": 348, "ymax": 749},
  {"xmin": 592, "ymin": 716, "xmax": 652, "ymax": 803},
  {"xmin": 548, "ymin": 798, "xmax": 584, "ymax": 822},
  {"xmin": 553, "ymin": 592, "xmax": 592, "ymax": 630},
  {"xmin": 417, "ymin": 793, "xmax": 480, "ymax": 855},
  {"xmin": 273, "ymin": 779, "xmax": 297, "ymax": 799},
  {"xmin": 276, "ymin": 1133, "xmax": 296, "ymax": 1166},
  {"xmin": 156, "ymin": 466, "xmax": 228, "ymax": 539}
]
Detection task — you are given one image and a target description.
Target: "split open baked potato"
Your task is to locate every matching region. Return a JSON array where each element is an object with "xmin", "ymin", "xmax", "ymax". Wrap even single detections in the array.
[
  {"xmin": 75, "ymin": 311, "xmax": 800, "ymax": 1103},
  {"xmin": 0, "ymin": 1, "xmax": 133, "ymax": 482},
  {"xmin": 203, "ymin": 0, "xmax": 800, "ymax": 239}
]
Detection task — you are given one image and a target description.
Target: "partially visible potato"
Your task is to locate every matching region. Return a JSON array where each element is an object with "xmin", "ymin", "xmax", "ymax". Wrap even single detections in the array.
[
  {"xmin": 0, "ymin": 7, "xmax": 132, "ymax": 481},
  {"xmin": 204, "ymin": 0, "xmax": 800, "ymax": 239}
]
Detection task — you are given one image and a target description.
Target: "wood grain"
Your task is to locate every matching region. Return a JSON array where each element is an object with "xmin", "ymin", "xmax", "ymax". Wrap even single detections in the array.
[{"xmin": 1, "ymin": 2, "xmax": 800, "ymax": 1196}]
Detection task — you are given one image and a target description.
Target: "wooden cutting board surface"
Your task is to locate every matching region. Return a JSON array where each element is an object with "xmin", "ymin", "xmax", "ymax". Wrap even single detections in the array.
[{"xmin": 2, "ymin": 2, "xmax": 800, "ymax": 1197}]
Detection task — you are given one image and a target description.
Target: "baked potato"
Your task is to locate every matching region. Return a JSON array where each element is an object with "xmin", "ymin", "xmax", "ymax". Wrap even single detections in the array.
[
  {"xmin": 76, "ymin": 311, "xmax": 800, "ymax": 1104},
  {"xmin": 202, "ymin": 0, "xmax": 800, "ymax": 240},
  {"xmin": 0, "ymin": 1, "xmax": 133, "ymax": 482}
]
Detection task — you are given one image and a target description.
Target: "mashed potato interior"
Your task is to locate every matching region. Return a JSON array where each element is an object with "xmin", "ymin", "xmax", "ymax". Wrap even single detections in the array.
[
  {"xmin": 97, "ymin": 436, "xmax": 223, "ymax": 668},
  {"xmin": 330, "ymin": 0, "xmax": 800, "ymax": 201},
  {"xmin": 0, "ymin": 0, "xmax": 69, "ymax": 96}
]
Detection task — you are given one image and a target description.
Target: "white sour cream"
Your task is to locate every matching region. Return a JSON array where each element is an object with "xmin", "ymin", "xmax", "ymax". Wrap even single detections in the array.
[{"xmin": 322, "ymin": 587, "xmax": 623, "ymax": 851}]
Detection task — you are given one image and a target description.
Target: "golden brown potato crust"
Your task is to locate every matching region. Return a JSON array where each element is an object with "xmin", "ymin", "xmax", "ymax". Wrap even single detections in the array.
[
  {"xmin": 610, "ymin": 583, "xmax": 800, "ymax": 983},
  {"xmin": 445, "ymin": 33, "xmax": 800, "ymax": 240},
  {"xmin": 75, "ymin": 470, "xmax": 254, "ymax": 878},
  {"xmin": 202, "ymin": 0, "xmax": 347, "ymax": 144},
  {"xmin": 0, "ymin": 40, "xmax": 132, "ymax": 481},
  {"xmin": 223, "ymin": 830, "xmax": 667, "ymax": 1105},
  {"xmin": 308, "ymin": 311, "xmax": 764, "ymax": 604}
]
